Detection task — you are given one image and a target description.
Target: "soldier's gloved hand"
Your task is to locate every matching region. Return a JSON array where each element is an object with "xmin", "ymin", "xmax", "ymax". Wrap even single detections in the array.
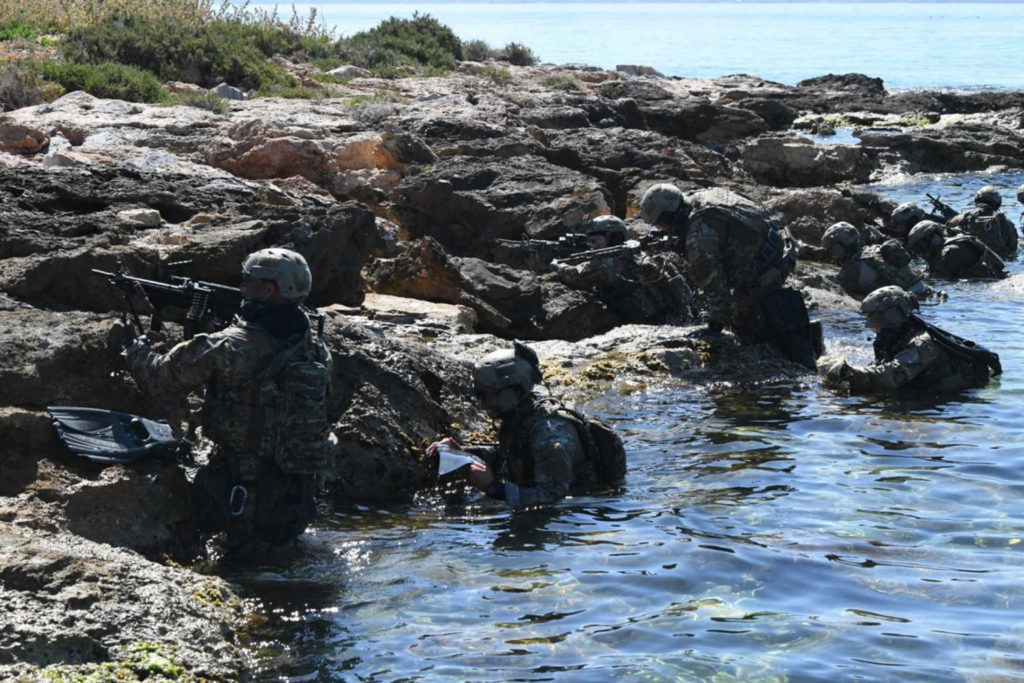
[
  {"xmin": 689, "ymin": 321, "xmax": 723, "ymax": 340},
  {"xmin": 121, "ymin": 334, "xmax": 152, "ymax": 370},
  {"xmin": 819, "ymin": 356, "xmax": 851, "ymax": 383}
]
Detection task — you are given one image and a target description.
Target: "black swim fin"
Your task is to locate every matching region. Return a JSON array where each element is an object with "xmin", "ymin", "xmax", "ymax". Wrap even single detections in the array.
[{"xmin": 47, "ymin": 406, "xmax": 185, "ymax": 464}]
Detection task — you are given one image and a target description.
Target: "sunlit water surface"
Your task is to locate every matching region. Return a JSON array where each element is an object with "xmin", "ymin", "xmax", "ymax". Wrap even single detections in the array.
[{"xmin": 227, "ymin": 173, "xmax": 1024, "ymax": 680}]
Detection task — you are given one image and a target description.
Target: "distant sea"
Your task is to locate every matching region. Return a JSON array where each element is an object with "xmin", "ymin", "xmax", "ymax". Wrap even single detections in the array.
[{"xmin": 263, "ymin": 2, "xmax": 1024, "ymax": 91}]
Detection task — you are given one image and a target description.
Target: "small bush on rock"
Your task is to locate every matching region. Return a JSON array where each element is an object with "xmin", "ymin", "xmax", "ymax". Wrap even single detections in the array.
[
  {"xmin": 501, "ymin": 42, "xmax": 538, "ymax": 66},
  {"xmin": 41, "ymin": 61, "xmax": 168, "ymax": 102},
  {"xmin": 340, "ymin": 12, "xmax": 464, "ymax": 74},
  {"xmin": 169, "ymin": 90, "xmax": 230, "ymax": 115},
  {"xmin": 0, "ymin": 60, "xmax": 60, "ymax": 110},
  {"xmin": 61, "ymin": 14, "xmax": 299, "ymax": 90}
]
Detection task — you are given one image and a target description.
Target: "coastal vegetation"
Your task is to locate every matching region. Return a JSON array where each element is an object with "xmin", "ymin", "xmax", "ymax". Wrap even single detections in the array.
[{"xmin": 0, "ymin": 1, "xmax": 539, "ymax": 110}]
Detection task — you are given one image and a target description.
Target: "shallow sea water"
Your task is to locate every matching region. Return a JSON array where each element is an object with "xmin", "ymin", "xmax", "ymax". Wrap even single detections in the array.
[{"xmin": 232, "ymin": 172, "xmax": 1024, "ymax": 681}]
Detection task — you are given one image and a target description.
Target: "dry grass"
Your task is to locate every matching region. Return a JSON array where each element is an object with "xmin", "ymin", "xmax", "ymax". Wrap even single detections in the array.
[{"xmin": 0, "ymin": 0, "xmax": 327, "ymax": 35}]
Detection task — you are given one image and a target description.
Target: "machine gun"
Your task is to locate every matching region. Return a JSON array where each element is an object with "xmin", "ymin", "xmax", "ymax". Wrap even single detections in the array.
[
  {"xmin": 94, "ymin": 261, "xmax": 244, "ymax": 341},
  {"xmin": 491, "ymin": 232, "xmax": 589, "ymax": 256},
  {"xmin": 926, "ymin": 193, "xmax": 958, "ymax": 221},
  {"xmin": 551, "ymin": 232, "xmax": 671, "ymax": 266}
]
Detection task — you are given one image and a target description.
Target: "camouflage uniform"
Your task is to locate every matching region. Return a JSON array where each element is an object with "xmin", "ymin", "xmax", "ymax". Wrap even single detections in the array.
[
  {"xmin": 925, "ymin": 235, "xmax": 1007, "ymax": 280},
  {"xmin": 947, "ymin": 207, "xmax": 1019, "ymax": 260},
  {"xmin": 683, "ymin": 189, "xmax": 795, "ymax": 340},
  {"xmin": 836, "ymin": 239, "xmax": 930, "ymax": 299},
  {"xmin": 553, "ymin": 248, "xmax": 695, "ymax": 324},
  {"xmin": 126, "ymin": 302, "xmax": 332, "ymax": 552},
  {"xmin": 839, "ymin": 324, "xmax": 992, "ymax": 395},
  {"xmin": 483, "ymin": 394, "xmax": 596, "ymax": 507}
]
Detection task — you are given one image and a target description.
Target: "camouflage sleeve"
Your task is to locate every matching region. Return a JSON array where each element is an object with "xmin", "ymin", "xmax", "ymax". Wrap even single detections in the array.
[
  {"xmin": 846, "ymin": 336, "xmax": 942, "ymax": 393},
  {"xmin": 685, "ymin": 220, "xmax": 732, "ymax": 328},
  {"xmin": 125, "ymin": 328, "xmax": 252, "ymax": 397},
  {"xmin": 504, "ymin": 416, "xmax": 577, "ymax": 507},
  {"xmin": 553, "ymin": 257, "xmax": 620, "ymax": 289}
]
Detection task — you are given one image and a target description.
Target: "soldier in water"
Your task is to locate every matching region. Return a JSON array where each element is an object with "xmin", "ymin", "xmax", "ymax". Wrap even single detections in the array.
[{"xmin": 820, "ymin": 221, "xmax": 931, "ymax": 300}]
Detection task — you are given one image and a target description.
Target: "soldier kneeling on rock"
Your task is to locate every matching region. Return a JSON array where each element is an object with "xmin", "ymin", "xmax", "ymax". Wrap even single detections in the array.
[
  {"xmin": 123, "ymin": 248, "xmax": 336, "ymax": 558},
  {"xmin": 819, "ymin": 285, "xmax": 1000, "ymax": 396},
  {"xmin": 945, "ymin": 186, "xmax": 1018, "ymax": 261},
  {"xmin": 429, "ymin": 341, "xmax": 625, "ymax": 507},
  {"xmin": 639, "ymin": 182, "xmax": 820, "ymax": 369}
]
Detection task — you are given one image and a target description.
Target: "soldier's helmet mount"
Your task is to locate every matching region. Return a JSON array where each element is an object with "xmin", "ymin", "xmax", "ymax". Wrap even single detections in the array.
[
  {"xmin": 821, "ymin": 222, "xmax": 861, "ymax": 262},
  {"xmin": 906, "ymin": 220, "xmax": 945, "ymax": 256},
  {"xmin": 890, "ymin": 202, "xmax": 927, "ymax": 235},
  {"xmin": 588, "ymin": 215, "xmax": 629, "ymax": 240},
  {"xmin": 473, "ymin": 341, "xmax": 543, "ymax": 397},
  {"xmin": 639, "ymin": 183, "xmax": 688, "ymax": 227},
  {"xmin": 861, "ymin": 285, "xmax": 914, "ymax": 321},
  {"xmin": 974, "ymin": 185, "xmax": 1002, "ymax": 210},
  {"xmin": 242, "ymin": 248, "xmax": 313, "ymax": 302}
]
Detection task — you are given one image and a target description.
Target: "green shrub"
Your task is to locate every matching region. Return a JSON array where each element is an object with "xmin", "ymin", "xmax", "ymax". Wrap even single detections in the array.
[
  {"xmin": 0, "ymin": 23, "xmax": 36, "ymax": 41},
  {"xmin": 501, "ymin": 42, "xmax": 538, "ymax": 67},
  {"xmin": 482, "ymin": 66, "xmax": 511, "ymax": 84},
  {"xmin": 169, "ymin": 90, "xmax": 230, "ymax": 115},
  {"xmin": 0, "ymin": 60, "xmax": 58, "ymax": 110},
  {"xmin": 543, "ymin": 75, "xmax": 581, "ymax": 92},
  {"xmin": 61, "ymin": 14, "xmax": 301, "ymax": 90},
  {"xmin": 463, "ymin": 39, "xmax": 495, "ymax": 62},
  {"xmin": 340, "ymin": 12, "xmax": 464, "ymax": 74},
  {"xmin": 41, "ymin": 61, "xmax": 168, "ymax": 102},
  {"xmin": 251, "ymin": 84, "xmax": 332, "ymax": 100}
]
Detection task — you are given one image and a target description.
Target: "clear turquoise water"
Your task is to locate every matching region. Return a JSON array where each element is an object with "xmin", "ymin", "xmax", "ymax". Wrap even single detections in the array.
[
  {"xmin": 236, "ymin": 173, "xmax": 1024, "ymax": 681},
  {"xmin": 268, "ymin": 2, "xmax": 1024, "ymax": 90}
]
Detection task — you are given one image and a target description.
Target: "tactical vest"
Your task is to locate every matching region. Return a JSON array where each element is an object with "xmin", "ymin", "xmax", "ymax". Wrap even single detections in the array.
[
  {"xmin": 940, "ymin": 235, "xmax": 1006, "ymax": 279},
  {"xmin": 875, "ymin": 322, "xmax": 993, "ymax": 393},
  {"xmin": 204, "ymin": 319, "xmax": 334, "ymax": 476},
  {"xmin": 688, "ymin": 201, "xmax": 796, "ymax": 288},
  {"xmin": 957, "ymin": 208, "xmax": 1015, "ymax": 257}
]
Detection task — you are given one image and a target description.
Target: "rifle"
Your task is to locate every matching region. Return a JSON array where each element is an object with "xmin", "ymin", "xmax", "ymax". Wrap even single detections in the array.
[
  {"xmin": 926, "ymin": 193, "xmax": 958, "ymax": 221},
  {"xmin": 552, "ymin": 239, "xmax": 643, "ymax": 266},
  {"xmin": 491, "ymin": 233, "xmax": 589, "ymax": 256},
  {"xmin": 94, "ymin": 261, "xmax": 244, "ymax": 340}
]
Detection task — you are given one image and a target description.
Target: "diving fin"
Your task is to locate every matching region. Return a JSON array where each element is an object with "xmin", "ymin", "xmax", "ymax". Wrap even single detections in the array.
[{"xmin": 47, "ymin": 406, "xmax": 186, "ymax": 464}]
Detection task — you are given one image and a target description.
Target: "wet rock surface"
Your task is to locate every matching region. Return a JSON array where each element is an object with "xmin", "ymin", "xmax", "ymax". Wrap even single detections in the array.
[{"xmin": 2, "ymin": 63, "xmax": 1023, "ymax": 678}]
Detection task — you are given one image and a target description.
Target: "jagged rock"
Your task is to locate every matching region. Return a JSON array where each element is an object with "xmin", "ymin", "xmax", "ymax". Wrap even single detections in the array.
[
  {"xmin": 765, "ymin": 188, "xmax": 886, "ymax": 245},
  {"xmin": 798, "ymin": 73, "xmax": 887, "ymax": 96},
  {"xmin": 356, "ymin": 293, "xmax": 478, "ymax": 332},
  {"xmin": 390, "ymin": 155, "xmax": 610, "ymax": 254},
  {"xmin": 616, "ymin": 65, "xmax": 663, "ymax": 77},
  {"xmin": 117, "ymin": 208, "xmax": 163, "ymax": 227},
  {"xmin": 0, "ymin": 522, "xmax": 243, "ymax": 679},
  {"xmin": 857, "ymin": 122, "xmax": 1024, "ymax": 172},
  {"xmin": 0, "ymin": 119, "xmax": 48, "ymax": 154},
  {"xmin": 742, "ymin": 136, "xmax": 875, "ymax": 187},
  {"xmin": 639, "ymin": 98, "xmax": 768, "ymax": 147}
]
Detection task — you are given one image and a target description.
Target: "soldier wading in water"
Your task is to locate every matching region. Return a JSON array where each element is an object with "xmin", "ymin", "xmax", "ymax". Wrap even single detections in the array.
[
  {"xmin": 429, "ymin": 341, "xmax": 625, "ymax": 507},
  {"xmin": 819, "ymin": 285, "xmax": 1001, "ymax": 396},
  {"xmin": 124, "ymin": 248, "xmax": 336, "ymax": 557}
]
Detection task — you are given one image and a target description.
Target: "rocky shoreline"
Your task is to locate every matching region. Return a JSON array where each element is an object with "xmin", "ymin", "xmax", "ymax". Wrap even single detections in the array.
[{"xmin": 3, "ymin": 61, "xmax": 1023, "ymax": 679}]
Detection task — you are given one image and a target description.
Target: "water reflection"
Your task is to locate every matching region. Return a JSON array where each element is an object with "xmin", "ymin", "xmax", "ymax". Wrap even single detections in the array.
[{"xmin": 241, "ymin": 171, "xmax": 1024, "ymax": 681}]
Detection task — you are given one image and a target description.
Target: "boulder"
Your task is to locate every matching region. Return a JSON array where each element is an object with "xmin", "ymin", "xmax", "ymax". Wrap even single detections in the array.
[
  {"xmin": 742, "ymin": 136, "xmax": 875, "ymax": 187},
  {"xmin": 0, "ymin": 119, "xmax": 48, "ymax": 154},
  {"xmin": 390, "ymin": 155, "xmax": 610, "ymax": 255}
]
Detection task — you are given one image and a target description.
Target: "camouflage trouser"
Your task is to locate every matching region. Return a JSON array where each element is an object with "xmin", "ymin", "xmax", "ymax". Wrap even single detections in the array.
[{"xmin": 191, "ymin": 449, "xmax": 316, "ymax": 555}]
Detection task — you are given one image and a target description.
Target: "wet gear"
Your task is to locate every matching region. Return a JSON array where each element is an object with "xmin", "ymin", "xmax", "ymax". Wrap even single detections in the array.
[
  {"xmin": 910, "ymin": 314, "xmax": 1002, "ymax": 377},
  {"xmin": 758, "ymin": 287, "xmax": 820, "ymax": 370},
  {"xmin": 47, "ymin": 406, "xmax": 185, "ymax": 464}
]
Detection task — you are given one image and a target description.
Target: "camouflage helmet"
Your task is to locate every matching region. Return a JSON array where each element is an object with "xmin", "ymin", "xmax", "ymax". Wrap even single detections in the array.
[
  {"xmin": 974, "ymin": 185, "xmax": 1002, "ymax": 209},
  {"xmin": 906, "ymin": 219, "xmax": 945, "ymax": 255},
  {"xmin": 473, "ymin": 342, "xmax": 543, "ymax": 395},
  {"xmin": 890, "ymin": 202, "xmax": 927, "ymax": 234},
  {"xmin": 242, "ymin": 248, "xmax": 312, "ymax": 302},
  {"xmin": 821, "ymin": 222, "xmax": 861, "ymax": 260},
  {"xmin": 587, "ymin": 215, "xmax": 629, "ymax": 240},
  {"xmin": 1017, "ymin": 183, "xmax": 1024, "ymax": 204},
  {"xmin": 861, "ymin": 285, "xmax": 914, "ymax": 318},
  {"xmin": 639, "ymin": 183, "xmax": 688, "ymax": 226}
]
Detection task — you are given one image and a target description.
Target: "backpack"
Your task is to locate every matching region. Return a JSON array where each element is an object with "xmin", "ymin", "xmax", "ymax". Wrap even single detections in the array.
[
  {"xmin": 254, "ymin": 318, "xmax": 335, "ymax": 476},
  {"xmin": 534, "ymin": 396, "xmax": 627, "ymax": 486}
]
